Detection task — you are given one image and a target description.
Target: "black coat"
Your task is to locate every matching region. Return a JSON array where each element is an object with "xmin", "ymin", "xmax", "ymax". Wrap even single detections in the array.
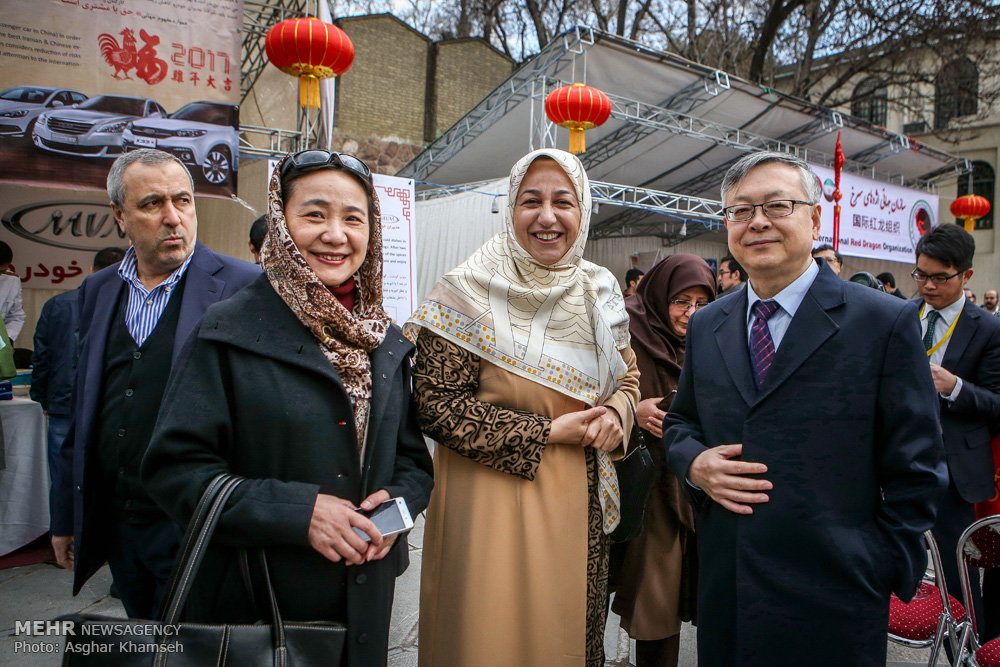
[
  {"xmin": 30, "ymin": 289, "xmax": 79, "ymax": 415},
  {"xmin": 665, "ymin": 264, "xmax": 946, "ymax": 666},
  {"xmin": 50, "ymin": 242, "xmax": 260, "ymax": 594},
  {"xmin": 142, "ymin": 275, "xmax": 434, "ymax": 667}
]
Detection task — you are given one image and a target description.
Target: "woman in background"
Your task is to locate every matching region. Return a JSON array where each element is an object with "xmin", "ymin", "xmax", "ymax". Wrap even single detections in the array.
[{"xmin": 612, "ymin": 254, "xmax": 715, "ymax": 667}]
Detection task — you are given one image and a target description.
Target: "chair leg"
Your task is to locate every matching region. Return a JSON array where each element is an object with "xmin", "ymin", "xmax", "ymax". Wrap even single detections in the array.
[{"xmin": 930, "ymin": 614, "xmax": 948, "ymax": 666}]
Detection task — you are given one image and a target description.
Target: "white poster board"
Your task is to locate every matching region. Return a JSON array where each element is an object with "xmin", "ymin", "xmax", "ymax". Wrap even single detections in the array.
[
  {"xmin": 374, "ymin": 173, "xmax": 417, "ymax": 325},
  {"xmin": 811, "ymin": 165, "xmax": 938, "ymax": 263}
]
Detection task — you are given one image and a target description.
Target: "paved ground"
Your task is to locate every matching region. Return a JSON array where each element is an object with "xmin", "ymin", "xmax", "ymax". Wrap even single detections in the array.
[{"xmin": 0, "ymin": 517, "xmax": 946, "ymax": 665}]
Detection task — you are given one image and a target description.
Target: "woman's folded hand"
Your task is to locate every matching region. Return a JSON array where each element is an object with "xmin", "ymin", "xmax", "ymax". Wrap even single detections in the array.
[
  {"xmin": 307, "ymin": 493, "xmax": 382, "ymax": 566},
  {"xmin": 548, "ymin": 406, "xmax": 623, "ymax": 451}
]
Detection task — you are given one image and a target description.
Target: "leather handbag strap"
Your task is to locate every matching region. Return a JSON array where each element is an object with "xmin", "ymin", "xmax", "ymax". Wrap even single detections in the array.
[{"xmin": 160, "ymin": 473, "xmax": 244, "ymax": 624}]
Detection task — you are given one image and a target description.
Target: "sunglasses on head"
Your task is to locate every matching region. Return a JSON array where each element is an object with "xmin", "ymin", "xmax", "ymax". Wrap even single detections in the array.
[{"xmin": 280, "ymin": 149, "xmax": 372, "ymax": 185}]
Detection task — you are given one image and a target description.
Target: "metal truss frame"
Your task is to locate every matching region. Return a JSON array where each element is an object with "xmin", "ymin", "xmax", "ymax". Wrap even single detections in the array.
[
  {"xmin": 239, "ymin": 124, "xmax": 303, "ymax": 159},
  {"xmin": 241, "ymin": 0, "xmax": 307, "ymax": 104},
  {"xmin": 533, "ymin": 77, "xmax": 951, "ymax": 193}
]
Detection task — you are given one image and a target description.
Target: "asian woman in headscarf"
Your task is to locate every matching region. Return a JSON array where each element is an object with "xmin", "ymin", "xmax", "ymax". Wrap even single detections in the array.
[
  {"xmin": 611, "ymin": 253, "xmax": 716, "ymax": 667},
  {"xmin": 406, "ymin": 148, "xmax": 641, "ymax": 667},
  {"xmin": 142, "ymin": 150, "xmax": 434, "ymax": 667}
]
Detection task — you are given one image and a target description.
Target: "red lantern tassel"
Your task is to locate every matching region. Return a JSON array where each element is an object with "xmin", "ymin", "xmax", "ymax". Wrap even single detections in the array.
[
  {"xmin": 963, "ymin": 215, "xmax": 975, "ymax": 232},
  {"xmin": 299, "ymin": 75, "xmax": 321, "ymax": 108},
  {"xmin": 569, "ymin": 128, "xmax": 586, "ymax": 154}
]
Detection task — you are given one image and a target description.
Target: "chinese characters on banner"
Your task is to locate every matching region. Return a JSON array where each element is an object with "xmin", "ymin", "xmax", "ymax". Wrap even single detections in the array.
[
  {"xmin": 0, "ymin": 0, "xmax": 242, "ymax": 199},
  {"xmin": 811, "ymin": 165, "xmax": 939, "ymax": 263}
]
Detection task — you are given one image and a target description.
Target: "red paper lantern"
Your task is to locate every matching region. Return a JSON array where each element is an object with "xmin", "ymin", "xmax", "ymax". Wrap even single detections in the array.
[
  {"xmin": 545, "ymin": 83, "xmax": 612, "ymax": 154},
  {"xmin": 950, "ymin": 193, "xmax": 991, "ymax": 232},
  {"xmin": 266, "ymin": 17, "xmax": 354, "ymax": 108}
]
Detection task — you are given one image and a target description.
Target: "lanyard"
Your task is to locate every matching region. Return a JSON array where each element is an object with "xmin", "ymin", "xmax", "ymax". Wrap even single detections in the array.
[{"xmin": 919, "ymin": 303, "xmax": 962, "ymax": 357}]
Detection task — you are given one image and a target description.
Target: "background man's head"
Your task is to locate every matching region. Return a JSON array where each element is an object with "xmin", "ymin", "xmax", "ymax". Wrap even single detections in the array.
[
  {"xmin": 964, "ymin": 288, "xmax": 977, "ymax": 304},
  {"xmin": 249, "ymin": 214, "xmax": 268, "ymax": 263},
  {"xmin": 720, "ymin": 152, "xmax": 821, "ymax": 292},
  {"xmin": 93, "ymin": 246, "xmax": 127, "ymax": 273},
  {"xmin": 0, "ymin": 241, "xmax": 12, "ymax": 272},
  {"xmin": 876, "ymin": 272, "xmax": 897, "ymax": 290},
  {"xmin": 107, "ymin": 149, "xmax": 198, "ymax": 282},
  {"xmin": 624, "ymin": 268, "xmax": 644, "ymax": 293},
  {"xmin": 984, "ymin": 289, "xmax": 998, "ymax": 310},
  {"xmin": 913, "ymin": 223, "xmax": 975, "ymax": 311},
  {"xmin": 718, "ymin": 255, "xmax": 746, "ymax": 291},
  {"xmin": 811, "ymin": 244, "xmax": 843, "ymax": 275}
]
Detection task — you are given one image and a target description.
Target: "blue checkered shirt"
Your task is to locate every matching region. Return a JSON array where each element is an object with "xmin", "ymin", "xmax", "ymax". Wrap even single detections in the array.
[{"xmin": 116, "ymin": 247, "xmax": 193, "ymax": 345}]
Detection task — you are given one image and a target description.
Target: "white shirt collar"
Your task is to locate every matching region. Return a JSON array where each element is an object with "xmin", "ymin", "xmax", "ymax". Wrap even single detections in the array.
[
  {"xmin": 746, "ymin": 259, "xmax": 820, "ymax": 321},
  {"xmin": 923, "ymin": 294, "xmax": 965, "ymax": 326}
]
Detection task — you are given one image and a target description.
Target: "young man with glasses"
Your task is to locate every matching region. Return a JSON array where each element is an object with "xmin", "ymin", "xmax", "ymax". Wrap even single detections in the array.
[
  {"xmin": 810, "ymin": 243, "xmax": 843, "ymax": 276},
  {"xmin": 665, "ymin": 150, "xmax": 945, "ymax": 665},
  {"xmin": 912, "ymin": 223, "xmax": 1000, "ymax": 642},
  {"xmin": 717, "ymin": 255, "xmax": 746, "ymax": 296}
]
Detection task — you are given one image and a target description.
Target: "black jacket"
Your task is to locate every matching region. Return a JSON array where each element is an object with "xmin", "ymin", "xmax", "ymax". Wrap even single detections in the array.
[
  {"xmin": 142, "ymin": 275, "xmax": 433, "ymax": 667},
  {"xmin": 30, "ymin": 289, "xmax": 79, "ymax": 415}
]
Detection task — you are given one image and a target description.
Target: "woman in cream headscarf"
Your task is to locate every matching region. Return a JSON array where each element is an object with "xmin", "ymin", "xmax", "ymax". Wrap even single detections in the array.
[{"xmin": 406, "ymin": 148, "xmax": 640, "ymax": 666}]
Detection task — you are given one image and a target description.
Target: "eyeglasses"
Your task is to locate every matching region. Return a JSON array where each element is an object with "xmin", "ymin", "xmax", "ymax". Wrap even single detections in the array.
[
  {"xmin": 722, "ymin": 199, "xmax": 813, "ymax": 223},
  {"xmin": 910, "ymin": 268, "xmax": 964, "ymax": 285},
  {"xmin": 718, "ymin": 269, "xmax": 732, "ymax": 277},
  {"xmin": 280, "ymin": 149, "xmax": 372, "ymax": 185},
  {"xmin": 670, "ymin": 298, "xmax": 711, "ymax": 312}
]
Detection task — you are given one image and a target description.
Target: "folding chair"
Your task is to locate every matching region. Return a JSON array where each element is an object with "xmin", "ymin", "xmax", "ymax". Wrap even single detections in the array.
[
  {"xmin": 888, "ymin": 531, "xmax": 967, "ymax": 666},
  {"xmin": 956, "ymin": 516, "xmax": 1000, "ymax": 666}
]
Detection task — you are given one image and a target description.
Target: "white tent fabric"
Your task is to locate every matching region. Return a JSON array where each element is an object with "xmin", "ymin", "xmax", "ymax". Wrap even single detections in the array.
[{"xmin": 413, "ymin": 179, "xmax": 508, "ymax": 302}]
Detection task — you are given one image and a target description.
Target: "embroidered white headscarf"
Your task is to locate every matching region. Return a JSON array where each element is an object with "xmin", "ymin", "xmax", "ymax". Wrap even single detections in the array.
[{"xmin": 405, "ymin": 148, "xmax": 629, "ymax": 532}]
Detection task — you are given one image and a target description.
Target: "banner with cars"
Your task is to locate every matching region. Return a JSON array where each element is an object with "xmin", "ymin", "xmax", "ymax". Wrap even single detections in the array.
[
  {"xmin": 0, "ymin": 0, "xmax": 242, "ymax": 197},
  {"xmin": 811, "ymin": 165, "xmax": 939, "ymax": 263}
]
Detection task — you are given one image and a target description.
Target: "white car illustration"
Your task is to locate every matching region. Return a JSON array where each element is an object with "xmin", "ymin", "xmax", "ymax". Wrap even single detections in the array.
[
  {"xmin": 123, "ymin": 101, "xmax": 240, "ymax": 185},
  {"xmin": 0, "ymin": 86, "xmax": 88, "ymax": 138},
  {"xmin": 33, "ymin": 94, "xmax": 166, "ymax": 157}
]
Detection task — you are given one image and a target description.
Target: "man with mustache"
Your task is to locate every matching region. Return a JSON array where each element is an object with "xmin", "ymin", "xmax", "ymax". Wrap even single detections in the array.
[
  {"xmin": 49, "ymin": 149, "xmax": 258, "ymax": 618},
  {"xmin": 665, "ymin": 151, "xmax": 945, "ymax": 665}
]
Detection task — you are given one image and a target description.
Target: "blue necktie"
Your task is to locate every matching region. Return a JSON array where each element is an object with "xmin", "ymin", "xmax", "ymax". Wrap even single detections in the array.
[{"xmin": 750, "ymin": 300, "xmax": 780, "ymax": 388}]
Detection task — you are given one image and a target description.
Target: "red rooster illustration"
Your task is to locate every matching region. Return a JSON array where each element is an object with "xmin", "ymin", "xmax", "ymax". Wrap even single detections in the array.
[{"xmin": 98, "ymin": 28, "xmax": 138, "ymax": 79}]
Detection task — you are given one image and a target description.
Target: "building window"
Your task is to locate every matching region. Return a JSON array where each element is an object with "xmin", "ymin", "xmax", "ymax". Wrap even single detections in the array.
[
  {"xmin": 851, "ymin": 77, "xmax": 887, "ymax": 126},
  {"xmin": 935, "ymin": 58, "xmax": 978, "ymax": 129},
  {"xmin": 956, "ymin": 160, "xmax": 994, "ymax": 230}
]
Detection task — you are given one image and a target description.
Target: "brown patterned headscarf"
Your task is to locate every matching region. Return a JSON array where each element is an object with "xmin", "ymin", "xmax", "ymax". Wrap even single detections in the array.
[{"xmin": 260, "ymin": 154, "xmax": 391, "ymax": 449}]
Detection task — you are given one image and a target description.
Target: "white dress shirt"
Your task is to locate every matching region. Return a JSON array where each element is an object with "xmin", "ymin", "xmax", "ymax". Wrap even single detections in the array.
[
  {"xmin": 921, "ymin": 294, "xmax": 965, "ymax": 401},
  {"xmin": 745, "ymin": 260, "xmax": 820, "ymax": 351},
  {"xmin": 0, "ymin": 273, "xmax": 25, "ymax": 343}
]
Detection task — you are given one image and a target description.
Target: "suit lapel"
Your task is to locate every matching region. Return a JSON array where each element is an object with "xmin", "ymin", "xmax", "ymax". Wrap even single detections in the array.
[
  {"xmin": 713, "ymin": 289, "xmax": 756, "ymax": 407},
  {"xmin": 941, "ymin": 301, "xmax": 979, "ymax": 371},
  {"xmin": 80, "ymin": 275, "xmax": 125, "ymax": 436},
  {"xmin": 174, "ymin": 243, "xmax": 224, "ymax": 359},
  {"xmin": 756, "ymin": 289, "xmax": 840, "ymax": 404}
]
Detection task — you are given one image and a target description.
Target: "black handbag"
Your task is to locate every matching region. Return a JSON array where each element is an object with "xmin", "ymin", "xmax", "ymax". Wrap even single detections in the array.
[
  {"xmin": 609, "ymin": 411, "xmax": 656, "ymax": 543},
  {"xmin": 60, "ymin": 473, "xmax": 347, "ymax": 666}
]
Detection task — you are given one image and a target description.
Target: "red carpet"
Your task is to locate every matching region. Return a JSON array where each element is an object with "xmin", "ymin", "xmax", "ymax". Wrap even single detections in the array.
[{"xmin": 0, "ymin": 535, "xmax": 53, "ymax": 569}]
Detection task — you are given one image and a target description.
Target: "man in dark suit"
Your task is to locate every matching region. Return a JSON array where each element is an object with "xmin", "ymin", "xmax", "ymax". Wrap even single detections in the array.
[
  {"xmin": 49, "ymin": 149, "xmax": 259, "ymax": 619},
  {"xmin": 665, "ymin": 151, "xmax": 946, "ymax": 665},
  {"xmin": 911, "ymin": 223, "xmax": 1000, "ymax": 636},
  {"xmin": 32, "ymin": 247, "xmax": 125, "ymax": 485}
]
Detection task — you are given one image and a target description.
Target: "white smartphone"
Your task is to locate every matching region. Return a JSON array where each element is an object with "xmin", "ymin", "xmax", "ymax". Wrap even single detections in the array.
[{"xmin": 353, "ymin": 497, "xmax": 413, "ymax": 542}]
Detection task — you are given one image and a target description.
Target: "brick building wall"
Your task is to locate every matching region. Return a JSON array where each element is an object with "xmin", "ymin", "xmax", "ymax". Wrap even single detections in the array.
[
  {"xmin": 434, "ymin": 39, "xmax": 514, "ymax": 137},
  {"xmin": 336, "ymin": 15, "xmax": 430, "ymax": 145}
]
